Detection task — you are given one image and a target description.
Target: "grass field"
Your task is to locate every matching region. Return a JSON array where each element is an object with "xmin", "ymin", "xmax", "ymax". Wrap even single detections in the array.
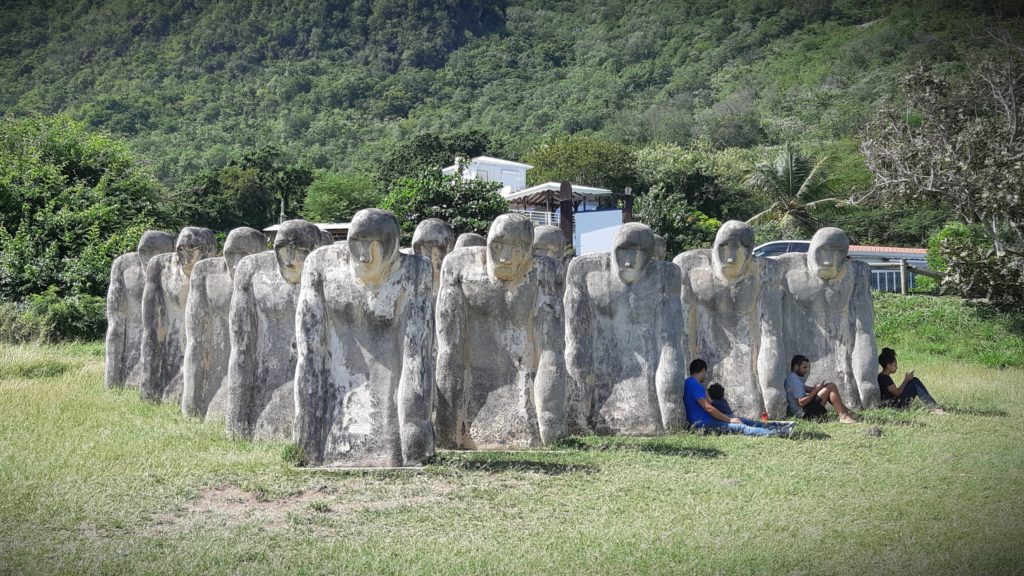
[{"xmin": 1, "ymin": 296, "xmax": 1023, "ymax": 575}]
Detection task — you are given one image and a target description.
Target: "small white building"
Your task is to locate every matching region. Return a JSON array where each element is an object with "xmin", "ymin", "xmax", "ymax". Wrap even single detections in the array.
[{"xmin": 442, "ymin": 156, "xmax": 532, "ymax": 196}]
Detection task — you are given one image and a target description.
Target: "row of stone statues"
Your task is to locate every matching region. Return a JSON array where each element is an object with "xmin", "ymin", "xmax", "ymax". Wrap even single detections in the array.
[{"xmin": 105, "ymin": 209, "xmax": 877, "ymax": 468}]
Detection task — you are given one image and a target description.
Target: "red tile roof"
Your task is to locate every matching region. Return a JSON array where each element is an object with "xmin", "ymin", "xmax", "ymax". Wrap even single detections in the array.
[{"xmin": 849, "ymin": 245, "xmax": 927, "ymax": 254}]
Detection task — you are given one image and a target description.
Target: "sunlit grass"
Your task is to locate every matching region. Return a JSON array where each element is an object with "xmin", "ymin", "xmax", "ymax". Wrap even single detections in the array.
[{"xmin": 1, "ymin": 341, "xmax": 1022, "ymax": 575}]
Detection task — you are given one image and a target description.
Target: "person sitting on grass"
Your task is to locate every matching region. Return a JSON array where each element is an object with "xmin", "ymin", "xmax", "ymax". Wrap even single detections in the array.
[
  {"xmin": 683, "ymin": 359, "xmax": 793, "ymax": 437},
  {"xmin": 707, "ymin": 383, "xmax": 733, "ymax": 417},
  {"xmin": 784, "ymin": 355, "xmax": 858, "ymax": 424},
  {"xmin": 878, "ymin": 347, "xmax": 946, "ymax": 414}
]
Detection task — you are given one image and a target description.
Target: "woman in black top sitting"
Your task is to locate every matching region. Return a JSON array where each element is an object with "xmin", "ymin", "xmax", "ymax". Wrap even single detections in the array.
[{"xmin": 877, "ymin": 347, "xmax": 945, "ymax": 414}]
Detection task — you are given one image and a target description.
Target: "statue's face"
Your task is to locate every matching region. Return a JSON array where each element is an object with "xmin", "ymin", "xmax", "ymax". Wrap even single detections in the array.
[
  {"xmin": 349, "ymin": 237, "xmax": 390, "ymax": 284},
  {"xmin": 415, "ymin": 243, "xmax": 448, "ymax": 274},
  {"xmin": 488, "ymin": 234, "xmax": 532, "ymax": 281},
  {"xmin": 533, "ymin": 242, "xmax": 561, "ymax": 259},
  {"xmin": 612, "ymin": 227, "xmax": 653, "ymax": 284},
  {"xmin": 809, "ymin": 230, "xmax": 849, "ymax": 281},
  {"xmin": 714, "ymin": 236, "xmax": 752, "ymax": 281},
  {"xmin": 274, "ymin": 232, "xmax": 314, "ymax": 284},
  {"xmin": 176, "ymin": 239, "xmax": 206, "ymax": 277}
]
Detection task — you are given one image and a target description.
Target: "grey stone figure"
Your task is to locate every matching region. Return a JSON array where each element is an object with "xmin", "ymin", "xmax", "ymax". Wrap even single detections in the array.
[
  {"xmin": 294, "ymin": 209, "xmax": 434, "ymax": 467},
  {"xmin": 454, "ymin": 232, "xmax": 486, "ymax": 249},
  {"xmin": 777, "ymin": 227, "xmax": 879, "ymax": 409},
  {"xmin": 140, "ymin": 227, "xmax": 217, "ymax": 403},
  {"xmin": 226, "ymin": 220, "xmax": 323, "ymax": 441},
  {"xmin": 104, "ymin": 231, "xmax": 175, "ymax": 390},
  {"xmin": 319, "ymin": 229, "xmax": 335, "ymax": 247},
  {"xmin": 412, "ymin": 218, "xmax": 455, "ymax": 298},
  {"xmin": 653, "ymin": 234, "xmax": 667, "ymax": 261},
  {"xmin": 181, "ymin": 227, "xmax": 266, "ymax": 421},
  {"xmin": 533, "ymin": 224, "xmax": 566, "ymax": 294},
  {"xmin": 436, "ymin": 214, "xmax": 567, "ymax": 449},
  {"xmin": 673, "ymin": 221, "xmax": 787, "ymax": 419},
  {"xmin": 564, "ymin": 223, "xmax": 683, "ymax": 435}
]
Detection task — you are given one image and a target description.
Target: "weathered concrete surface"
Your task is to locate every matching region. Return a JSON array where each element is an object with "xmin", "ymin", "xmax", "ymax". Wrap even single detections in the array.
[
  {"xmin": 104, "ymin": 231, "xmax": 174, "ymax": 389},
  {"xmin": 319, "ymin": 229, "xmax": 335, "ymax": 247},
  {"xmin": 533, "ymin": 224, "xmax": 566, "ymax": 294},
  {"xmin": 226, "ymin": 220, "xmax": 323, "ymax": 441},
  {"xmin": 140, "ymin": 228, "xmax": 217, "ymax": 403},
  {"xmin": 777, "ymin": 227, "xmax": 879, "ymax": 409},
  {"xmin": 182, "ymin": 227, "xmax": 265, "ymax": 421},
  {"xmin": 673, "ymin": 221, "xmax": 786, "ymax": 419},
  {"xmin": 412, "ymin": 218, "xmax": 455, "ymax": 298},
  {"xmin": 436, "ymin": 214, "xmax": 567, "ymax": 450},
  {"xmin": 653, "ymin": 234, "xmax": 667, "ymax": 261},
  {"xmin": 454, "ymin": 233, "xmax": 486, "ymax": 249},
  {"xmin": 564, "ymin": 223, "xmax": 683, "ymax": 436},
  {"xmin": 294, "ymin": 209, "xmax": 434, "ymax": 467}
]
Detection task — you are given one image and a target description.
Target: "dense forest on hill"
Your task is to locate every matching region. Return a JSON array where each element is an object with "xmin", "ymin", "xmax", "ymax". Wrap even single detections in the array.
[
  {"xmin": 1, "ymin": 0, "xmax": 1019, "ymax": 183},
  {"xmin": 2, "ymin": 0, "xmax": 1023, "ymax": 340}
]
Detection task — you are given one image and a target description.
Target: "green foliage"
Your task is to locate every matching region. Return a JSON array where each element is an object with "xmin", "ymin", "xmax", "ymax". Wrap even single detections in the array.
[
  {"xmin": 931, "ymin": 224, "xmax": 1024, "ymax": 309},
  {"xmin": 635, "ymin": 185, "xmax": 721, "ymax": 256},
  {"xmin": 171, "ymin": 144, "xmax": 313, "ymax": 233},
  {"xmin": 0, "ymin": 115, "xmax": 165, "ymax": 302},
  {"xmin": 301, "ymin": 171, "xmax": 380, "ymax": 223},
  {"xmin": 524, "ymin": 135, "xmax": 635, "ymax": 193},
  {"xmin": 745, "ymin": 143, "xmax": 841, "ymax": 232},
  {"xmin": 380, "ymin": 169, "xmax": 508, "ymax": 245},
  {"xmin": 0, "ymin": 289, "xmax": 107, "ymax": 344},
  {"xmin": 374, "ymin": 130, "xmax": 495, "ymax": 188}
]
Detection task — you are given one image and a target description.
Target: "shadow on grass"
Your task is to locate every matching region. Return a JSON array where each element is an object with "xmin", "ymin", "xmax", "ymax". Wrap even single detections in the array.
[
  {"xmin": 785, "ymin": 429, "xmax": 831, "ymax": 441},
  {"xmin": 554, "ymin": 436, "xmax": 725, "ymax": 458},
  {"xmin": 0, "ymin": 359, "xmax": 74, "ymax": 379},
  {"xmin": 859, "ymin": 410, "xmax": 928, "ymax": 427},
  {"xmin": 430, "ymin": 452, "xmax": 598, "ymax": 476}
]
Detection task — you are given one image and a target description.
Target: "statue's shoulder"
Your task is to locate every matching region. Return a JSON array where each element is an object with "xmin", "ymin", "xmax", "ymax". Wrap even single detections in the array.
[
  {"xmin": 307, "ymin": 243, "xmax": 348, "ymax": 269},
  {"xmin": 234, "ymin": 250, "xmax": 274, "ymax": 280},
  {"xmin": 775, "ymin": 253, "xmax": 808, "ymax": 281},
  {"xmin": 565, "ymin": 253, "xmax": 608, "ymax": 278},
  {"xmin": 531, "ymin": 254, "xmax": 562, "ymax": 287},
  {"xmin": 111, "ymin": 251, "xmax": 140, "ymax": 274},
  {"xmin": 442, "ymin": 246, "xmax": 484, "ymax": 274},
  {"xmin": 191, "ymin": 256, "xmax": 226, "ymax": 280},
  {"xmin": 650, "ymin": 259, "xmax": 681, "ymax": 282},
  {"xmin": 672, "ymin": 248, "xmax": 710, "ymax": 268}
]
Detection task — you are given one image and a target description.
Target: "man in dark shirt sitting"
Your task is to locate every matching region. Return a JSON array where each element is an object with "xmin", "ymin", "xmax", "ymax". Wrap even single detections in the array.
[{"xmin": 877, "ymin": 347, "xmax": 945, "ymax": 413}]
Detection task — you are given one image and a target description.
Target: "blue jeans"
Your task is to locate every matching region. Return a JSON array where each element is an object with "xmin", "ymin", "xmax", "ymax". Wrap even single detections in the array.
[
  {"xmin": 890, "ymin": 377, "xmax": 939, "ymax": 408},
  {"xmin": 693, "ymin": 418, "xmax": 788, "ymax": 437}
]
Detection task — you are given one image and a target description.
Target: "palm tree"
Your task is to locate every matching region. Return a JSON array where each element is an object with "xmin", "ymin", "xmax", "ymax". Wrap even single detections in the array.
[{"xmin": 745, "ymin": 144, "xmax": 842, "ymax": 230}]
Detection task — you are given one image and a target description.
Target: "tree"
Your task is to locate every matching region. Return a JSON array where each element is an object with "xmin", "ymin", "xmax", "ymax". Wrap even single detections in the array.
[
  {"xmin": 301, "ymin": 171, "xmax": 380, "ymax": 223},
  {"xmin": 380, "ymin": 167, "xmax": 508, "ymax": 245},
  {"xmin": 172, "ymin": 144, "xmax": 313, "ymax": 232},
  {"xmin": 862, "ymin": 34, "xmax": 1024, "ymax": 306},
  {"xmin": 0, "ymin": 115, "xmax": 167, "ymax": 302},
  {"xmin": 635, "ymin": 185, "xmax": 721, "ymax": 257},
  {"xmin": 744, "ymin": 143, "xmax": 842, "ymax": 232},
  {"xmin": 375, "ymin": 130, "xmax": 494, "ymax": 188},
  {"xmin": 524, "ymin": 135, "xmax": 636, "ymax": 193}
]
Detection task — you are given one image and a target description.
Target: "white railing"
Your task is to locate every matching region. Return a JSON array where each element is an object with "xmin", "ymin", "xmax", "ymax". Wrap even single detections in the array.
[{"xmin": 511, "ymin": 209, "xmax": 557, "ymax": 227}]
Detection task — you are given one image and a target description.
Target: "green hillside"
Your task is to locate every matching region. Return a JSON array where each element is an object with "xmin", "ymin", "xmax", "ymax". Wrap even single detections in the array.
[{"xmin": 1, "ymin": 0, "xmax": 1017, "ymax": 185}]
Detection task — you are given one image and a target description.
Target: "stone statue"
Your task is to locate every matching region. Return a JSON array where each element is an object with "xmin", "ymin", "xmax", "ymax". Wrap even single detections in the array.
[
  {"xmin": 294, "ymin": 209, "xmax": 434, "ymax": 467},
  {"xmin": 104, "ymin": 231, "xmax": 174, "ymax": 390},
  {"xmin": 653, "ymin": 234, "xmax": 667, "ymax": 261},
  {"xmin": 673, "ymin": 221, "xmax": 786, "ymax": 418},
  {"xmin": 140, "ymin": 227, "xmax": 217, "ymax": 403},
  {"xmin": 564, "ymin": 223, "xmax": 683, "ymax": 435},
  {"xmin": 412, "ymin": 218, "xmax": 455, "ymax": 298},
  {"xmin": 181, "ymin": 227, "xmax": 265, "ymax": 421},
  {"xmin": 533, "ymin": 224, "xmax": 566, "ymax": 294},
  {"xmin": 454, "ymin": 232, "xmax": 486, "ymax": 249},
  {"xmin": 777, "ymin": 227, "xmax": 879, "ymax": 409},
  {"xmin": 436, "ymin": 214, "xmax": 567, "ymax": 449},
  {"xmin": 318, "ymin": 229, "xmax": 335, "ymax": 247},
  {"xmin": 226, "ymin": 220, "xmax": 323, "ymax": 441}
]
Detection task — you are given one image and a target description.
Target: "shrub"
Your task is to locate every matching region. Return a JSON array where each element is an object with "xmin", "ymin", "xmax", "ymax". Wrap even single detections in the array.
[{"xmin": 0, "ymin": 289, "xmax": 106, "ymax": 343}]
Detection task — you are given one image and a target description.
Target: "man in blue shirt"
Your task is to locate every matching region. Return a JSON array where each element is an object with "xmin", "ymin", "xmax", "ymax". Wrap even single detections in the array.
[{"xmin": 683, "ymin": 359, "xmax": 792, "ymax": 437}]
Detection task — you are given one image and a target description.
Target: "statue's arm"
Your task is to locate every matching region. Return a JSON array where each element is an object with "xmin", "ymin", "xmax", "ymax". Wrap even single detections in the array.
[
  {"xmin": 398, "ymin": 257, "xmax": 435, "ymax": 465},
  {"xmin": 533, "ymin": 259, "xmax": 567, "ymax": 444},
  {"xmin": 181, "ymin": 268, "xmax": 209, "ymax": 417},
  {"xmin": 434, "ymin": 256, "xmax": 466, "ymax": 448},
  {"xmin": 672, "ymin": 253, "xmax": 699, "ymax": 366},
  {"xmin": 563, "ymin": 260, "xmax": 593, "ymax": 384},
  {"xmin": 226, "ymin": 259, "xmax": 258, "ymax": 439},
  {"xmin": 293, "ymin": 252, "xmax": 329, "ymax": 463},
  {"xmin": 139, "ymin": 257, "xmax": 165, "ymax": 401},
  {"xmin": 655, "ymin": 264, "xmax": 684, "ymax": 430},
  {"xmin": 757, "ymin": 260, "xmax": 787, "ymax": 418},
  {"xmin": 851, "ymin": 263, "xmax": 879, "ymax": 408},
  {"xmin": 104, "ymin": 257, "xmax": 128, "ymax": 389}
]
